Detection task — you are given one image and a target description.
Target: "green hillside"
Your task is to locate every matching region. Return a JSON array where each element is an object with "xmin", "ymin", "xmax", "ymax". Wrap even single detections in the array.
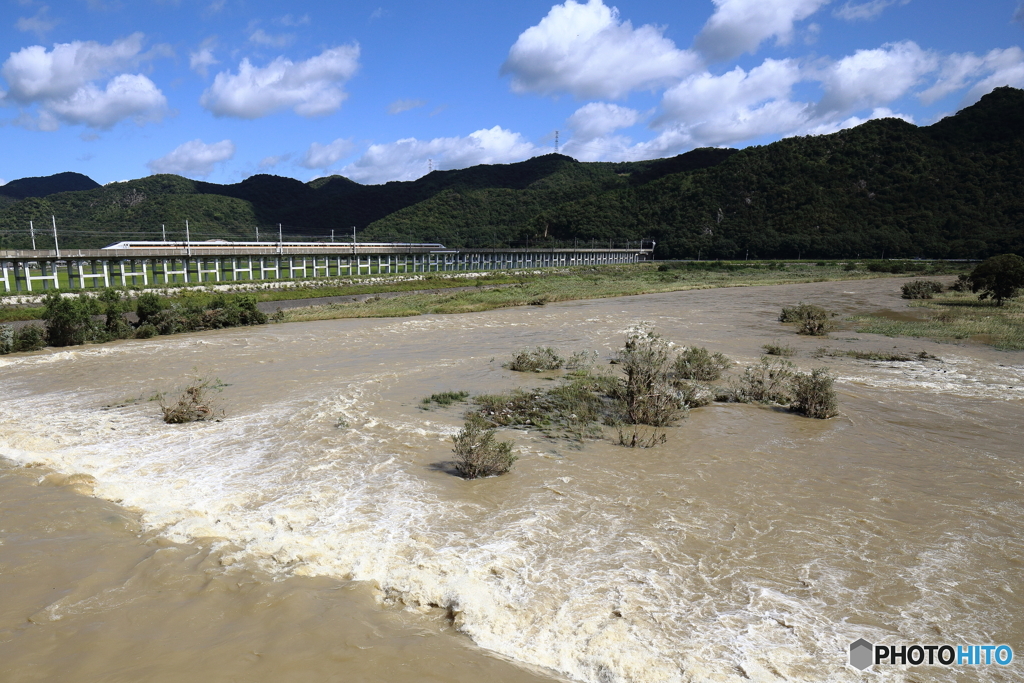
[{"xmin": 1, "ymin": 86, "xmax": 1021, "ymax": 258}]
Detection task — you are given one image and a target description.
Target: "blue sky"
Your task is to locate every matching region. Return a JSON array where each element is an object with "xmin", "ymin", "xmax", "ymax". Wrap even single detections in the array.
[{"xmin": 1, "ymin": 0, "xmax": 1022, "ymax": 187}]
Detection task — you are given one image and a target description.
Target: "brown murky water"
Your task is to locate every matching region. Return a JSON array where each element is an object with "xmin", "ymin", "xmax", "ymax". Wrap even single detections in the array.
[{"xmin": 2, "ymin": 278, "xmax": 1022, "ymax": 683}]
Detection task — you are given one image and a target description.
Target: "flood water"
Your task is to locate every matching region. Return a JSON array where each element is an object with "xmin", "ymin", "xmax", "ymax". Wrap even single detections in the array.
[{"xmin": 1, "ymin": 278, "xmax": 1022, "ymax": 683}]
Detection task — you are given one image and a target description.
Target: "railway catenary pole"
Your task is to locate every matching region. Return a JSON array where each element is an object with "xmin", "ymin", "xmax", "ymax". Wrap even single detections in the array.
[{"xmin": 51, "ymin": 215, "xmax": 59, "ymax": 258}]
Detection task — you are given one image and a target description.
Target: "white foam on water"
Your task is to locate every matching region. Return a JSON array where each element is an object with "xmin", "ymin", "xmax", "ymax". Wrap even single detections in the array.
[{"xmin": 2, "ymin": 329, "xmax": 1022, "ymax": 683}]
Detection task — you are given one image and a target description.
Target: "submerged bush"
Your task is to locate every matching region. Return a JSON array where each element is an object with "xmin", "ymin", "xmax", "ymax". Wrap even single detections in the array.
[
  {"xmin": 0, "ymin": 325, "xmax": 12, "ymax": 354},
  {"xmin": 614, "ymin": 324, "xmax": 685, "ymax": 447},
  {"xmin": 13, "ymin": 324, "xmax": 46, "ymax": 352},
  {"xmin": 790, "ymin": 368, "xmax": 839, "ymax": 419},
  {"xmin": 160, "ymin": 374, "xmax": 225, "ymax": 424},
  {"xmin": 673, "ymin": 346, "xmax": 732, "ymax": 381},
  {"xmin": 675, "ymin": 380, "xmax": 715, "ymax": 408},
  {"xmin": 761, "ymin": 341, "xmax": 796, "ymax": 357},
  {"xmin": 421, "ymin": 390, "xmax": 470, "ymax": 407},
  {"xmin": 506, "ymin": 347, "xmax": 564, "ymax": 372},
  {"xmin": 901, "ymin": 280, "xmax": 944, "ymax": 299},
  {"xmin": 452, "ymin": 415, "xmax": 517, "ymax": 479},
  {"xmin": 735, "ymin": 356, "xmax": 795, "ymax": 404},
  {"xmin": 42, "ymin": 291, "xmax": 99, "ymax": 347},
  {"xmin": 780, "ymin": 303, "xmax": 835, "ymax": 336}
]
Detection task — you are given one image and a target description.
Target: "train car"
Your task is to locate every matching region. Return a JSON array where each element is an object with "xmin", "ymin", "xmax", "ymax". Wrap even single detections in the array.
[{"xmin": 102, "ymin": 240, "xmax": 448, "ymax": 250}]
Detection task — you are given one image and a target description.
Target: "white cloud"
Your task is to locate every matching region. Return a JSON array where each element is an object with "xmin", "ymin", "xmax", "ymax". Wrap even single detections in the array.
[
  {"xmin": 300, "ymin": 138, "xmax": 354, "ymax": 169},
  {"xmin": 802, "ymin": 107, "xmax": 913, "ymax": 135},
  {"xmin": 919, "ymin": 47, "xmax": 1024, "ymax": 105},
  {"xmin": 16, "ymin": 5, "xmax": 59, "ymax": 39},
  {"xmin": 0, "ymin": 34, "xmax": 168, "ymax": 129},
  {"xmin": 277, "ymin": 14, "xmax": 310, "ymax": 27},
  {"xmin": 340, "ymin": 126, "xmax": 542, "ymax": 184},
  {"xmin": 388, "ymin": 98, "xmax": 426, "ymax": 114},
  {"xmin": 815, "ymin": 41, "xmax": 938, "ymax": 116},
  {"xmin": 834, "ymin": 0, "xmax": 910, "ymax": 21},
  {"xmin": 147, "ymin": 139, "xmax": 236, "ymax": 177},
  {"xmin": 501, "ymin": 0, "xmax": 700, "ymax": 99},
  {"xmin": 189, "ymin": 39, "xmax": 219, "ymax": 77},
  {"xmin": 656, "ymin": 58, "xmax": 808, "ymax": 147},
  {"xmin": 694, "ymin": 0, "xmax": 829, "ymax": 62},
  {"xmin": 258, "ymin": 154, "xmax": 290, "ymax": 170},
  {"xmin": 567, "ymin": 102, "xmax": 641, "ymax": 141},
  {"xmin": 200, "ymin": 45, "xmax": 360, "ymax": 118},
  {"xmin": 45, "ymin": 73, "xmax": 166, "ymax": 128},
  {"xmin": 0, "ymin": 178, "xmax": 6, "ymax": 186},
  {"xmin": 1015, "ymin": 2, "xmax": 1024, "ymax": 26},
  {"xmin": 249, "ymin": 29, "xmax": 295, "ymax": 48}
]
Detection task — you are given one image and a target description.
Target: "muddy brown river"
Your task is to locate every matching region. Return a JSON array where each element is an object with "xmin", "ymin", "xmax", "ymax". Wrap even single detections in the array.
[{"xmin": 1, "ymin": 278, "xmax": 1022, "ymax": 682}]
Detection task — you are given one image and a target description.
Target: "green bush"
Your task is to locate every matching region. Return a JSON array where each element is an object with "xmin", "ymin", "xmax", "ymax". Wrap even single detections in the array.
[
  {"xmin": 673, "ymin": 346, "xmax": 732, "ymax": 381},
  {"xmin": 790, "ymin": 368, "xmax": 839, "ymax": 419},
  {"xmin": 452, "ymin": 415, "xmax": 517, "ymax": 479},
  {"xmin": 675, "ymin": 380, "xmax": 715, "ymax": 408},
  {"xmin": 135, "ymin": 291, "xmax": 163, "ymax": 325},
  {"xmin": 99, "ymin": 289, "xmax": 134, "ymax": 340},
  {"xmin": 134, "ymin": 323, "xmax": 158, "ymax": 339},
  {"xmin": 0, "ymin": 325, "xmax": 12, "ymax": 354},
  {"xmin": 506, "ymin": 347, "xmax": 564, "ymax": 372},
  {"xmin": 735, "ymin": 356, "xmax": 795, "ymax": 404},
  {"xmin": 901, "ymin": 280, "xmax": 944, "ymax": 299},
  {"xmin": 950, "ymin": 273, "xmax": 972, "ymax": 292},
  {"xmin": 42, "ymin": 291, "xmax": 99, "ymax": 347},
  {"xmin": 13, "ymin": 325, "xmax": 46, "ymax": 352},
  {"xmin": 780, "ymin": 303, "xmax": 835, "ymax": 336},
  {"xmin": 421, "ymin": 390, "xmax": 470, "ymax": 407},
  {"xmin": 160, "ymin": 374, "xmax": 225, "ymax": 424}
]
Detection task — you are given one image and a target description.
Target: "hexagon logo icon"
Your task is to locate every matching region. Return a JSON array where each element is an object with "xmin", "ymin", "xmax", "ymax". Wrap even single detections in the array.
[{"xmin": 849, "ymin": 638, "xmax": 874, "ymax": 671}]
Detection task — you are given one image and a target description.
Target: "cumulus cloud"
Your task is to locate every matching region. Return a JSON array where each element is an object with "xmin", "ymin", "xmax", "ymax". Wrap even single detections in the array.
[
  {"xmin": 147, "ymin": 139, "xmax": 236, "ymax": 177},
  {"xmin": 501, "ymin": 0, "xmax": 700, "ymax": 99},
  {"xmin": 200, "ymin": 45, "xmax": 360, "ymax": 118},
  {"xmin": 834, "ymin": 0, "xmax": 910, "ymax": 21},
  {"xmin": 656, "ymin": 58, "xmax": 808, "ymax": 147},
  {"xmin": 919, "ymin": 47, "xmax": 1024, "ymax": 105},
  {"xmin": 340, "ymin": 126, "xmax": 542, "ymax": 184},
  {"xmin": 16, "ymin": 5, "xmax": 59, "ymax": 39},
  {"xmin": 300, "ymin": 138, "xmax": 354, "ymax": 169},
  {"xmin": 815, "ymin": 41, "xmax": 938, "ymax": 116},
  {"xmin": 258, "ymin": 154, "xmax": 290, "ymax": 170},
  {"xmin": 694, "ymin": 0, "xmax": 829, "ymax": 62},
  {"xmin": 567, "ymin": 102, "xmax": 641, "ymax": 141},
  {"xmin": 388, "ymin": 98, "xmax": 426, "ymax": 114},
  {"xmin": 0, "ymin": 34, "xmax": 168, "ymax": 129}
]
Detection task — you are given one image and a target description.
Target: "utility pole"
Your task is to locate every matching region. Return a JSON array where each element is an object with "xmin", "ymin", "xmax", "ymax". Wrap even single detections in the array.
[
  {"xmin": 256, "ymin": 226, "xmax": 260, "ymax": 242},
  {"xmin": 162, "ymin": 224, "xmax": 166, "ymax": 242},
  {"xmin": 554, "ymin": 130, "xmax": 559, "ymax": 154},
  {"xmin": 30, "ymin": 220, "xmax": 36, "ymax": 250},
  {"xmin": 51, "ymin": 215, "xmax": 60, "ymax": 258},
  {"xmin": 331, "ymin": 229, "xmax": 334, "ymax": 243},
  {"xmin": 185, "ymin": 219, "xmax": 191, "ymax": 256},
  {"xmin": 352, "ymin": 225, "xmax": 356, "ymax": 256},
  {"xmin": 278, "ymin": 223, "xmax": 283, "ymax": 255}
]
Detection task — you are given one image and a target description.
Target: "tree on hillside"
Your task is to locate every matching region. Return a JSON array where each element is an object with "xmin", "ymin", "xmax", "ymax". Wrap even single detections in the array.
[{"xmin": 970, "ymin": 253, "xmax": 1024, "ymax": 306}]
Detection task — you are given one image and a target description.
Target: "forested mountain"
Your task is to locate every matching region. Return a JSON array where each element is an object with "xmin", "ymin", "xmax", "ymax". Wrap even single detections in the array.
[{"xmin": 1, "ymin": 87, "xmax": 1021, "ymax": 259}]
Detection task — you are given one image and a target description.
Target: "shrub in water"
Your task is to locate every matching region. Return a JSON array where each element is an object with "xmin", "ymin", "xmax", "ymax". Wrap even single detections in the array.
[
  {"xmin": 135, "ymin": 291, "xmax": 163, "ymax": 325},
  {"xmin": 160, "ymin": 374, "xmax": 225, "ymax": 424},
  {"xmin": 790, "ymin": 368, "xmax": 839, "ymax": 419},
  {"xmin": 99, "ymin": 289, "xmax": 134, "ymax": 340},
  {"xmin": 761, "ymin": 341, "xmax": 795, "ymax": 357},
  {"xmin": 13, "ymin": 324, "xmax": 46, "ymax": 352},
  {"xmin": 673, "ymin": 346, "xmax": 732, "ymax": 381},
  {"xmin": 421, "ymin": 390, "xmax": 470, "ymax": 407},
  {"xmin": 0, "ymin": 325, "xmax": 13, "ymax": 355},
  {"xmin": 452, "ymin": 415, "xmax": 517, "ymax": 479},
  {"xmin": 134, "ymin": 323, "xmax": 158, "ymax": 339},
  {"xmin": 614, "ymin": 324, "xmax": 685, "ymax": 447},
  {"xmin": 780, "ymin": 303, "xmax": 835, "ymax": 336},
  {"xmin": 901, "ymin": 280, "xmax": 944, "ymax": 299},
  {"xmin": 42, "ymin": 291, "xmax": 99, "ymax": 347},
  {"xmin": 735, "ymin": 356, "xmax": 795, "ymax": 404},
  {"xmin": 675, "ymin": 380, "xmax": 715, "ymax": 408},
  {"xmin": 506, "ymin": 347, "xmax": 565, "ymax": 372}
]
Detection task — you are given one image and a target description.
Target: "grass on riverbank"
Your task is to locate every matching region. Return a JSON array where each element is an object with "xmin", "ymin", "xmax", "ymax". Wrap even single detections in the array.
[
  {"xmin": 852, "ymin": 291, "xmax": 1024, "ymax": 350},
  {"xmin": 277, "ymin": 263, "xmax": 899, "ymax": 323}
]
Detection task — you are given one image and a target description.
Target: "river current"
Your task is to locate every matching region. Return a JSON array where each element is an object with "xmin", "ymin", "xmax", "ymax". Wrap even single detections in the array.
[{"xmin": 1, "ymin": 278, "xmax": 1021, "ymax": 682}]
